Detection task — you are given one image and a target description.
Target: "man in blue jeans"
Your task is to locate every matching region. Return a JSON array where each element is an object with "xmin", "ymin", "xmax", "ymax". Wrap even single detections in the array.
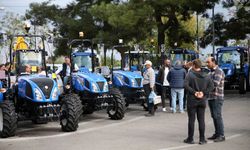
[
  {"xmin": 206, "ymin": 57, "xmax": 225, "ymax": 142},
  {"xmin": 167, "ymin": 60, "xmax": 186, "ymax": 113}
]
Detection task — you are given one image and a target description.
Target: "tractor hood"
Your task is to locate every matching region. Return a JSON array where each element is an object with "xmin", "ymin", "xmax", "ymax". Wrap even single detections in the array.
[
  {"xmin": 74, "ymin": 72, "xmax": 109, "ymax": 93},
  {"xmin": 113, "ymin": 70, "xmax": 143, "ymax": 88},
  {"xmin": 219, "ymin": 63, "xmax": 235, "ymax": 78},
  {"xmin": 18, "ymin": 75, "xmax": 59, "ymax": 102}
]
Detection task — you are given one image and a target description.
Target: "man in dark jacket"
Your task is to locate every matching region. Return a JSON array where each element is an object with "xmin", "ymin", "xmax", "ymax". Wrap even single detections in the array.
[
  {"xmin": 56, "ymin": 56, "xmax": 71, "ymax": 85},
  {"xmin": 184, "ymin": 59, "xmax": 214, "ymax": 145},
  {"xmin": 167, "ymin": 60, "xmax": 186, "ymax": 113},
  {"xmin": 157, "ymin": 59, "xmax": 171, "ymax": 111}
]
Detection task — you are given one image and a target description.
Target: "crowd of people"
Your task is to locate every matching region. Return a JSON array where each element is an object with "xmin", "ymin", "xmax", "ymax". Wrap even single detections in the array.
[
  {"xmin": 142, "ymin": 57, "xmax": 225, "ymax": 145},
  {"xmin": 1, "ymin": 55, "xmax": 226, "ymax": 145}
]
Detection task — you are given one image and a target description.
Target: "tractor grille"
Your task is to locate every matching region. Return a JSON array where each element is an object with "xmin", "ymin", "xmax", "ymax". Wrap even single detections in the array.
[
  {"xmin": 97, "ymin": 82, "xmax": 104, "ymax": 91},
  {"xmin": 85, "ymin": 80, "xmax": 90, "ymax": 89},
  {"xmin": 26, "ymin": 82, "xmax": 33, "ymax": 99},
  {"xmin": 30, "ymin": 78, "xmax": 54, "ymax": 99},
  {"xmin": 135, "ymin": 78, "xmax": 142, "ymax": 86},
  {"xmin": 223, "ymin": 69, "xmax": 228, "ymax": 75},
  {"xmin": 124, "ymin": 77, "xmax": 130, "ymax": 85}
]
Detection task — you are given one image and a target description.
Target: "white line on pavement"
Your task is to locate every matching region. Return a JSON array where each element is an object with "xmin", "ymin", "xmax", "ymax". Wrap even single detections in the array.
[
  {"xmin": 158, "ymin": 134, "xmax": 243, "ymax": 150},
  {"xmin": 0, "ymin": 116, "xmax": 145, "ymax": 142}
]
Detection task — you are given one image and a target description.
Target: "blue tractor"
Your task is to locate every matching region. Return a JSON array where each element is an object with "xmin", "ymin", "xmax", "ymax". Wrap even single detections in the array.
[
  {"xmin": 108, "ymin": 46, "xmax": 147, "ymax": 109},
  {"xmin": 67, "ymin": 38, "xmax": 125, "ymax": 120},
  {"xmin": 0, "ymin": 34, "xmax": 82, "ymax": 138},
  {"xmin": 168, "ymin": 48, "xmax": 199, "ymax": 65},
  {"xmin": 216, "ymin": 46, "xmax": 250, "ymax": 94}
]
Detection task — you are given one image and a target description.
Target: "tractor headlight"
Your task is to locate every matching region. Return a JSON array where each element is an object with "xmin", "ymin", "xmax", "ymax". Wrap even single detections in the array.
[
  {"xmin": 227, "ymin": 69, "xmax": 232, "ymax": 75},
  {"xmin": 52, "ymin": 88, "xmax": 58, "ymax": 100},
  {"xmin": 103, "ymin": 82, "xmax": 109, "ymax": 91},
  {"xmin": 131, "ymin": 79, "xmax": 137, "ymax": 87},
  {"xmin": 34, "ymin": 88, "xmax": 43, "ymax": 101},
  {"xmin": 91, "ymin": 83, "xmax": 99, "ymax": 92}
]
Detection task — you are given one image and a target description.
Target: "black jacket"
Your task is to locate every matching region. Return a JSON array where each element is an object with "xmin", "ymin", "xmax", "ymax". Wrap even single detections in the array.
[
  {"xmin": 185, "ymin": 69, "xmax": 214, "ymax": 103},
  {"xmin": 157, "ymin": 66, "xmax": 171, "ymax": 85},
  {"xmin": 60, "ymin": 63, "xmax": 68, "ymax": 79}
]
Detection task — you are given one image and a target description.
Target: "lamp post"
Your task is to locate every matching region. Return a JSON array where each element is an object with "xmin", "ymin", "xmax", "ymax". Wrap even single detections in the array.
[
  {"xmin": 196, "ymin": 12, "xmax": 199, "ymax": 52},
  {"xmin": 212, "ymin": 4, "xmax": 215, "ymax": 56}
]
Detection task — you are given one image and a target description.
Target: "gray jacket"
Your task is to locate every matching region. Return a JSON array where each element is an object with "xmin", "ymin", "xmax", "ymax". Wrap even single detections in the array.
[{"xmin": 143, "ymin": 67, "xmax": 155, "ymax": 88}]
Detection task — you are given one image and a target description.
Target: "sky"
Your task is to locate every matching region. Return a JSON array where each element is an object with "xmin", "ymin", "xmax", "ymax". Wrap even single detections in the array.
[{"xmin": 0, "ymin": 0, "xmax": 74, "ymax": 15}]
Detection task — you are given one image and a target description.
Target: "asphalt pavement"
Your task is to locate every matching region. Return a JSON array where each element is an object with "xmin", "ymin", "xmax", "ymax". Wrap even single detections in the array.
[{"xmin": 0, "ymin": 91, "xmax": 249, "ymax": 150}]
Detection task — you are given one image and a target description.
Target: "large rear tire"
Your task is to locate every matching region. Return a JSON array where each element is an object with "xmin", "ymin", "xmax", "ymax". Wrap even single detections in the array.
[
  {"xmin": 107, "ymin": 88, "xmax": 125, "ymax": 120},
  {"xmin": 239, "ymin": 75, "xmax": 246, "ymax": 94},
  {"xmin": 60, "ymin": 94, "xmax": 83, "ymax": 132},
  {"xmin": 0, "ymin": 100, "xmax": 17, "ymax": 138}
]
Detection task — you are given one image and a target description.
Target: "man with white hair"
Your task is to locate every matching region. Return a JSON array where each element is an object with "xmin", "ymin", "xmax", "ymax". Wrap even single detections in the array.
[{"xmin": 143, "ymin": 60, "xmax": 156, "ymax": 117}]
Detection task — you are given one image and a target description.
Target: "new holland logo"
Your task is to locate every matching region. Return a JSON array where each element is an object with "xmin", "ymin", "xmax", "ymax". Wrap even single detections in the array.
[{"xmin": 44, "ymin": 86, "xmax": 49, "ymax": 90}]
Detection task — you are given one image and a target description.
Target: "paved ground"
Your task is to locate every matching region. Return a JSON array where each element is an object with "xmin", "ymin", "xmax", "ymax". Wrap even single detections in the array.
[{"xmin": 0, "ymin": 91, "xmax": 250, "ymax": 150}]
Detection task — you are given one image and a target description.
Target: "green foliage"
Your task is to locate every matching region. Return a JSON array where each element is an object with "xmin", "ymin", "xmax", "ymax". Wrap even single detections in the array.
[{"xmin": 201, "ymin": 0, "xmax": 250, "ymax": 47}]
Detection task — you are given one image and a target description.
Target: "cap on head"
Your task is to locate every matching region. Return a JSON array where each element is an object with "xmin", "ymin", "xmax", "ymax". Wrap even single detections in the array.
[{"xmin": 144, "ymin": 60, "xmax": 152, "ymax": 66}]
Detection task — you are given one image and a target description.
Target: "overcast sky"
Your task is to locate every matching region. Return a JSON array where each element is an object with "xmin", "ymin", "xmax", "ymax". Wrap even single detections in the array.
[{"xmin": 0, "ymin": 0, "xmax": 74, "ymax": 15}]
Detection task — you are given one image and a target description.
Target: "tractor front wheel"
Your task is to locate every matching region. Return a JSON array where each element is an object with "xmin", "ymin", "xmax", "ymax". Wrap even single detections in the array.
[
  {"xmin": 107, "ymin": 88, "xmax": 125, "ymax": 120},
  {"xmin": 60, "ymin": 94, "xmax": 83, "ymax": 132},
  {"xmin": 0, "ymin": 100, "xmax": 17, "ymax": 138}
]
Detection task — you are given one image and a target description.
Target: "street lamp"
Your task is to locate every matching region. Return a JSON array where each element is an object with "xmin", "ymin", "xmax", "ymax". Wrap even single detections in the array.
[{"xmin": 212, "ymin": 4, "xmax": 215, "ymax": 56}]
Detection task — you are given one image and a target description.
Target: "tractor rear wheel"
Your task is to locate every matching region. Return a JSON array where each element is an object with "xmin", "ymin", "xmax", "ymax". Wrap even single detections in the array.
[
  {"xmin": 239, "ymin": 75, "xmax": 247, "ymax": 94},
  {"xmin": 0, "ymin": 100, "xmax": 17, "ymax": 138},
  {"xmin": 60, "ymin": 94, "xmax": 83, "ymax": 132},
  {"xmin": 107, "ymin": 88, "xmax": 125, "ymax": 120}
]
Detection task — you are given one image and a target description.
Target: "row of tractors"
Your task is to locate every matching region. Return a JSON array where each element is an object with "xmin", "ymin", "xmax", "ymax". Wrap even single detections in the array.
[{"xmin": 1, "ymin": 29, "xmax": 249, "ymax": 138}]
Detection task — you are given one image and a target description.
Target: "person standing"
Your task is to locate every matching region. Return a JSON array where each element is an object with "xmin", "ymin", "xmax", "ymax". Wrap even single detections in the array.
[
  {"xmin": 143, "ymin": 60, "xmax": 156, "ymax": 117},
  {"xmin": 206, "ymin": 57, "xmax": 226, "ymax": 142},
  {"xmin": 157, "ymin": 59, "xmax": 171, "ymax": 112},
  {"xmin": 167, "ymin": 60, "xmax": 186, "ymax": 113},
  {"xmin": 56, "ymin": 56, "xmax": 71, "ymax": 85},
  {"xmin": 184, "ymin": 59, "xmax": 214, "ymax": 145}
]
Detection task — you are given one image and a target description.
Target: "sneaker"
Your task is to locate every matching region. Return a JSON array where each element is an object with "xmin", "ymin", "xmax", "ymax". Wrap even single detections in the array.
[
  {"xmin": 199, "ymin": 140, "xmax": 207, "ymax": 145},
  {"xmin": 183, "ymin": 138, "xmax": 194, "ymax": 144},
  {"xmin": 207, "ymin": 134, "xmax": 217, "ymax": 140},
  {"xmin": 180, "ymin": 111, "xmax": 185, "ymax": 114},
  {"xmin": 170, "ymin": 107, "xmax": 173, "ymax": 111},
  {"xmin": 162, "ymin": 108, "xmax": 166, "ymax": 112},
  {"xmin": 214, "ymin": 136, "xmax": 225, "ymax": 142}
]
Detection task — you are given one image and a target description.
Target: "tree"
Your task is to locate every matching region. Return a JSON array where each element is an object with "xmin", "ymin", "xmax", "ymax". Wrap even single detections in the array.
[
  {"xmin": 144, "ymin": 0, "xmax": 219, "ymax": 53},
  {"xmin": 201, "ymin": 0, "xmax": 250, "ymax": 47},
  {"xmin": 0, "ymin": 12, "xmax": 24, "ymax": 63}
]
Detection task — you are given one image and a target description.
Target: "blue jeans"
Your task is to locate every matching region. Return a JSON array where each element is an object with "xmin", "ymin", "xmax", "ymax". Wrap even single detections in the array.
[
  {"xmin": 171, "ymin": 88, "xmax": 184, "ymax": 112},
  {"xmin": 63, "ymin": 76, "xmax": 69, "ymax": 85},
  {"xmin": 208, "ymin": 99, "xmax": 224, "ymax": 136}
]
